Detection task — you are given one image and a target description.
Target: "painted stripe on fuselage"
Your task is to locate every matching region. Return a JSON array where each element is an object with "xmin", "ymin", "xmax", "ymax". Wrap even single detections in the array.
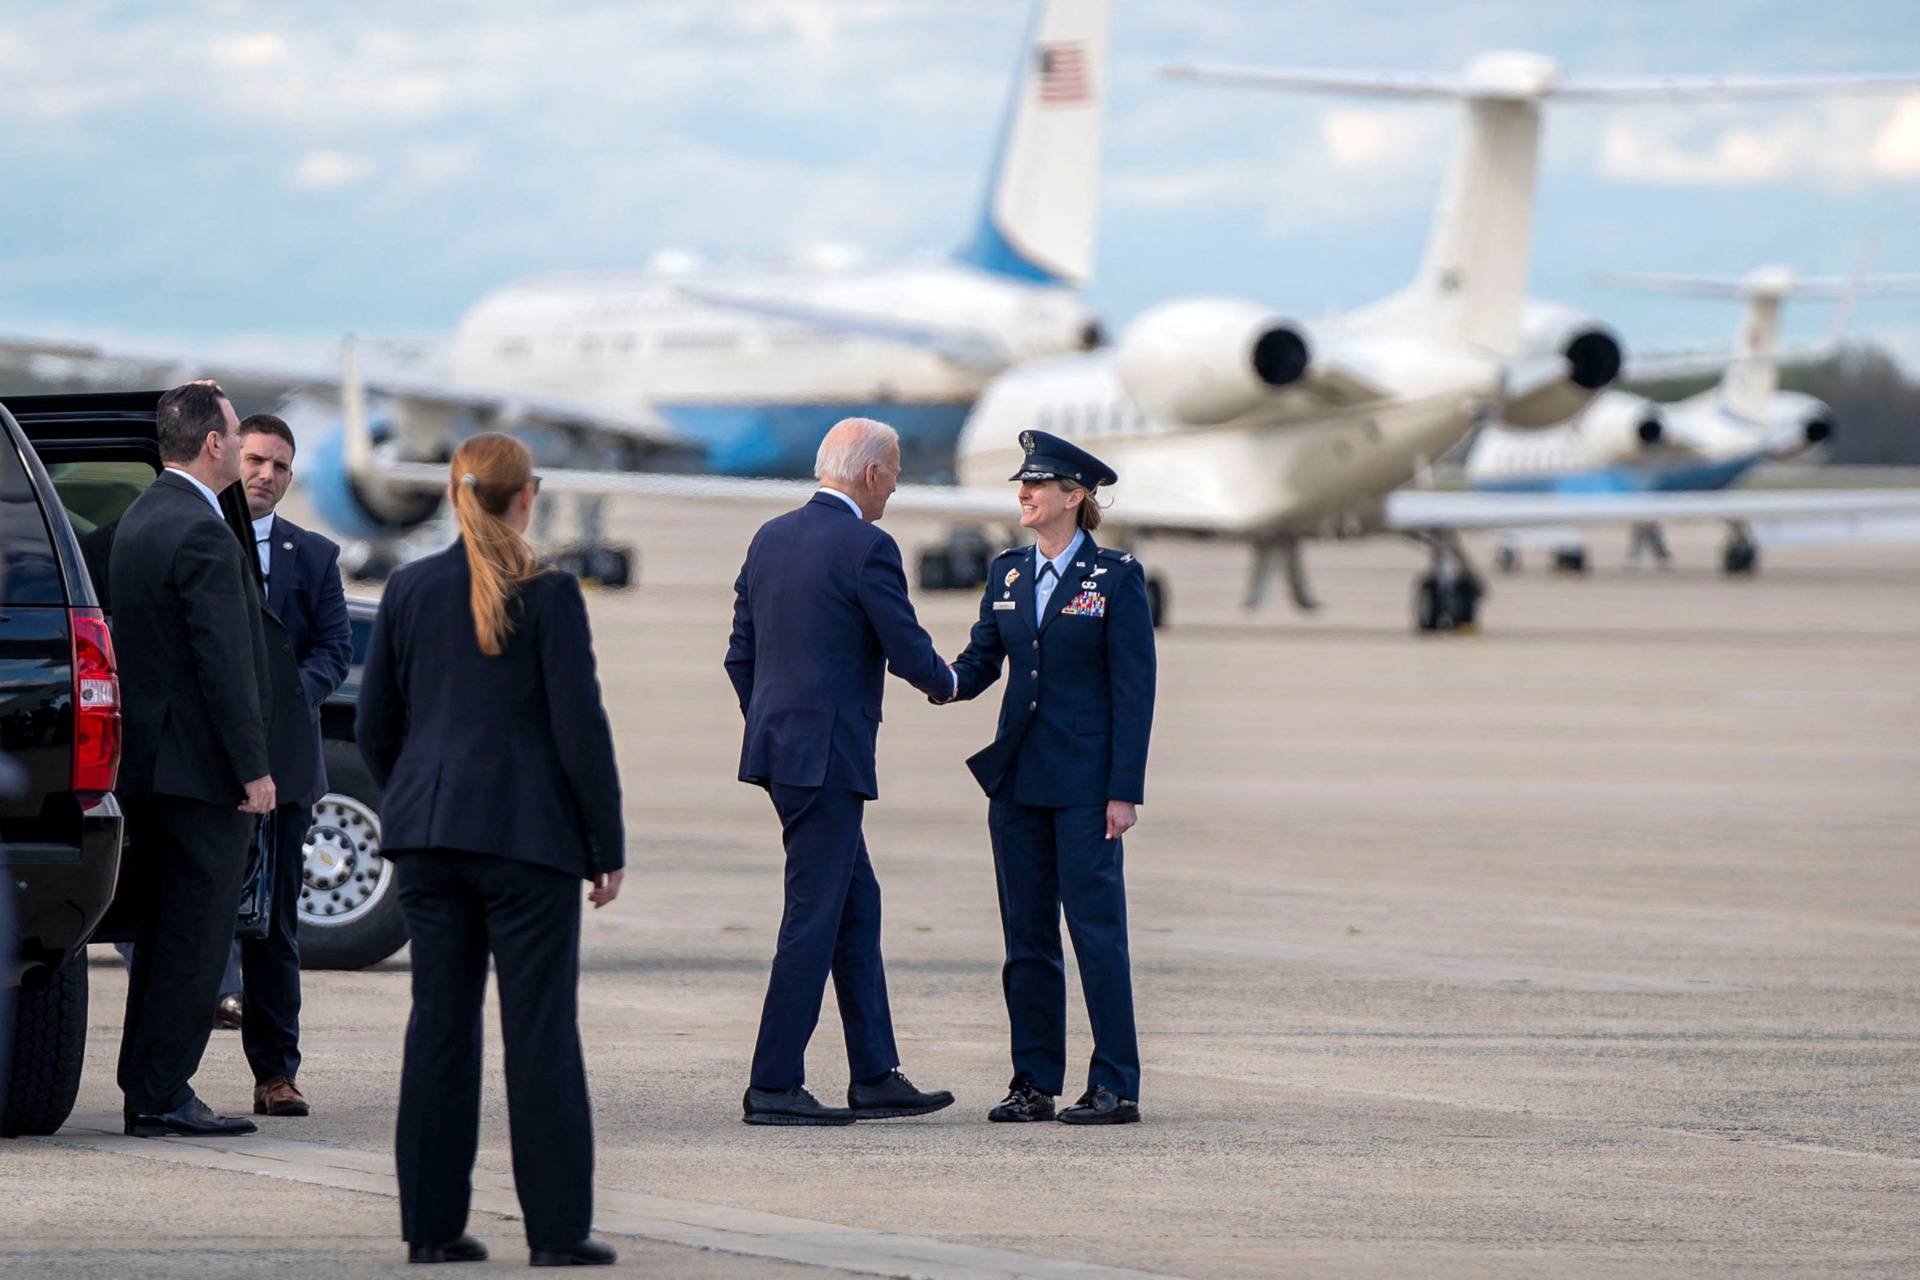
[
  {"xmin": 655, "ymin": 400, "xmax": 975, "ymax": 480},
  {"xmin": 1474, "ymin": 451, "xmax": 1768, "ymax": 495}
]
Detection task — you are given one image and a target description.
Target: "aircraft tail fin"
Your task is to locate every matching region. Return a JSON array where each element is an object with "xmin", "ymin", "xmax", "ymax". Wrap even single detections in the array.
[
  {"xmin": 1166, "ymin": 54, "xmax": 1920, "ymax": 359},
  {"xmin": 1599, "ymin": 257, "xmax": 1920, "ymax": 418},
  {"xmin": 953, "ymin": 0, "xmax": 1109, "ymax": 288}
]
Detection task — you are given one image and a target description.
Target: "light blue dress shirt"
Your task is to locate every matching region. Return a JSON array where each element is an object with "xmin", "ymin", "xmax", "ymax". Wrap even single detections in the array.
[
  {"xmin": 1034, "ymin": 529, "xmax": 1086, "ymax": 617},
  {"xmin": 165, "ymin": 465, "xmax": 223, "ymax": 516}
]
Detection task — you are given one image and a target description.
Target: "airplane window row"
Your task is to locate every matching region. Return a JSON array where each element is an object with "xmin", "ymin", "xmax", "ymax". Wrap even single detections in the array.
[
  {"xmin": 1036, "ymin": 401, "xmax": 1155, "ymax": 438},
  {"xmin": 496, "ymin": 329, "xmax": 851, "ymax": 360}
]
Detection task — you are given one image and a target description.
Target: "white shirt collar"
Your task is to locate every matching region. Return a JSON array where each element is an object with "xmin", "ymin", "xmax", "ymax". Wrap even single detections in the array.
[
  {"xmin": 1034, "ymin": 529, "xmax": 1086, "ymax": 578},
  {"xmin": 164, "ymin": 465, "xmax": 224, "ymax": 516},
  {"xmin": 816, "ymin": 488, "xmax": 863, "ymax": 518},
  {"xmin": 251, "ymin": 511, "xmax": 276, "ymax": 542}
]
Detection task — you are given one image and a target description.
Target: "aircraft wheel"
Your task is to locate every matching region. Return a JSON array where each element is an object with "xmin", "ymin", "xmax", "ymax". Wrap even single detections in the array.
[
  {"xmin": 1552, "ymin": 547, "xmax": 1588, "ymax": 575},
  {"xmin": 1415, "ymin": 575, "xmax": 1446, "ymax": 632},
  {"xmin": 917, "ymin": 547, "xmax": 954, "ymax": 592},
  {"xmin": 585, "ymin": 545, "xmax": 636, "ymax": 589},
  {"xmin": 1722, "ymin": 537, "xmax": 1758, "ymax": 576},
  {"xmin": 1145, "ymin": 574, "xmax": 1170, "ymax": 630},
  {"xmin": 1494, "ymin": 546, "xmax": 1520, "ymax": 575}
]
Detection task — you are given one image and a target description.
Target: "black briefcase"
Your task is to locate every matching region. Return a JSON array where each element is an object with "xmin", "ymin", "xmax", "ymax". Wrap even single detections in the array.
[{"xmin": 233, "ymin": 814, "xmax": 276, "ymax": 940}]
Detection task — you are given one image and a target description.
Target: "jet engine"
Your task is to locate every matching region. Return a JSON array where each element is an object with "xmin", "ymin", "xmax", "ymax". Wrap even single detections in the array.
[
  {"xmin": 1501, "ymin": 304, "xmax": 1623, "ymax": 429},
  {"xmin": 1113, "ymin": 298, "xmax": 1311, "ymax": 425},
  {"xmin": 282, "ymin": 391, "xmax": 447, "ymax": 542},
  {"xmin": 1571, "ymin": 389, "xmax": 1665, "ymax": 463},
  {"xmin": 1763, "ymin": 391, "xmax": 1836, "ymax": 460}
]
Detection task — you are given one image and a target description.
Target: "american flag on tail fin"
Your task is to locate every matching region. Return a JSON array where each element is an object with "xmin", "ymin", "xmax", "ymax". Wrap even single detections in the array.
[{"xmin": 1035, "ymin": 44, "xmax": 1091, "ymax": 105}]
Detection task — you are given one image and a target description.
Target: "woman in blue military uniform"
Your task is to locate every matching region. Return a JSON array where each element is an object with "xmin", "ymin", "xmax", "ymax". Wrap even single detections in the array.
[{"xmin": 947, "ymin": 430, "xmax": 1156, "ymax": 1125}]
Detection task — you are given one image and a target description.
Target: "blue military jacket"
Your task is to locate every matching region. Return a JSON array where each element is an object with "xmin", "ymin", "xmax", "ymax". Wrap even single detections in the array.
[{"xmin": 951, "ymin": 536, "xmax": 1156, "ymax": 806}]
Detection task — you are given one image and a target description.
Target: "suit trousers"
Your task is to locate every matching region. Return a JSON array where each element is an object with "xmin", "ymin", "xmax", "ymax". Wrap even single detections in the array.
[
  {"xmin": 238, "ymin": 802, "xmax": 312, "ymax": 1083},
  {"xmin": 749, "ymin": 784, "xmax": 899, "ymax": 1091},
  {"xmin": 987, "ymin": 799, "xmax": 1140, "ymax": 1101},
  {"xmin": 117, "ymin": 794, "xmax": 253, "ymax": 1114},
  {"xmin": 394, "ymin": 850, "xmax": 593, "ymax": 1249}
]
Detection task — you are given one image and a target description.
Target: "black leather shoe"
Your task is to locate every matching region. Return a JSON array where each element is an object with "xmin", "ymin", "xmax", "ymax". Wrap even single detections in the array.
[
  {"xmin": 123, "ymin": 1095, "xmax": 258, "ymax": 1137},
  {"xmin": 1057, "ymin": 1086, "xmax": 1140, "ymax": 1125},
  {"xmin": 742, "ymin": 1085, "xmax": 856, "ymax": 1126},
  {"xmin": 847, "ymin": 1070, "xmax": 954, "ymax": 1119},
  {"xmin": 988, "ymin": 1082, "xmax": 1056, "ymax": 1123},
  {"xmin": 530, "ymin": 1238, "xmax": 617, "ymax": 1266},
  {"xmin": 407, "ymin": 1235, "xmax": 488, "ymax": 1264}
]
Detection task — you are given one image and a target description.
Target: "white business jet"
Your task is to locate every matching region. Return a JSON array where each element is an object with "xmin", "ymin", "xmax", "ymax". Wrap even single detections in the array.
[
  {"xmin": 0, "ymin": 0, "xmax": 1110, "ymax": 585},
  {"xmin": 1467, "ymin": 262, "xmax": 1920, "ymax": 573},
  {"xmin": 374, "ymin": 49, "xmax": 1920, "ymax": 632}
]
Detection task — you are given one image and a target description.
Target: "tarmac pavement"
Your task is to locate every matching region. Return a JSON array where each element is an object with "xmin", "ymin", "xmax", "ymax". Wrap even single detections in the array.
[{"xmin": 4, "ymin": 505, "xmax": 1916, "ymax": 1278}]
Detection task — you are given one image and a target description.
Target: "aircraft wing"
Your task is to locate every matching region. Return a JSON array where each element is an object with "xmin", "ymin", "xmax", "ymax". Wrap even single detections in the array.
[
  {"xmin": 671, "ymin": 286, "xmax": 1011, "ymax": 369},
  {"xmin": 371, "ymin": 464, "xmax": 1240, "ymax": 534},
  {"xmin": 1385, "ymin": 488, "xmax": 1920, "ymax": 532},
  {"xmin": 0, "ymin": 336, "xmax": 691, "ymax": 452}
]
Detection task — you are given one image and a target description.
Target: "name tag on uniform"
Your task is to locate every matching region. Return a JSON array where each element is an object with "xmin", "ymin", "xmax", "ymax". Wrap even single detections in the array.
[{"xmin": 993, "ymin": 600, "xmax": 1017, "ymax": 610}]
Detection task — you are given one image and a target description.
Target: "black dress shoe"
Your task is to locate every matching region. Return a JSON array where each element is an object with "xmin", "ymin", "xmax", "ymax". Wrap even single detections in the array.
[
  {"xmin": 846, "ymin": 1070, "xmax": 954, "ymax": 1119},
  {"xmin": 407, "ymin": 1235, "xmax": 488, "ymax": 1264},
  {"xmin": 742, "ymin": 1085, "xmax": 856, "ymax": 1126},
  {"xmin": 124, "ymin": 1095, "xmax": 258, "ymax": 1137},
  {"xmin": 988, "ymin": 1081, "xmax": 1056, "ymax": 1123},
  {"xmin": 530, "ymin": 1238, "xmax": 617, "ymax": 1266},
  {"xmin": 1057, "ymin": 1086, "xmax": 1140, "ymax": 1125}
]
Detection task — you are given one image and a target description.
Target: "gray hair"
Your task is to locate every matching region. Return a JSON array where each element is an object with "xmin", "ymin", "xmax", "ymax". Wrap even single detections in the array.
[{"xmin": 814, "ymin": 417, "xmax": 899, "ymax": 485}]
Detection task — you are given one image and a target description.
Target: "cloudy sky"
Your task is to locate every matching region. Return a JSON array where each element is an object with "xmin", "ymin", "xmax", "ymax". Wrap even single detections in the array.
[{"xmin": 1, "ymin": 0, "xmax": 1916, "ymax": 369}]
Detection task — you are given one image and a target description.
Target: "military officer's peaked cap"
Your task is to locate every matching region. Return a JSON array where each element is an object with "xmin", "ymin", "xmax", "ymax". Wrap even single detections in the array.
[{"xmin": 1009, "ymin": 430, "xmax": 1119, "ymax": 489}]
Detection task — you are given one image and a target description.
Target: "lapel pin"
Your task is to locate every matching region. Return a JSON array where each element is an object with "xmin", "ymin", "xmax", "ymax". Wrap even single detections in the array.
[{"xmin": 281, "ymin": 540, "xmax": 294, "ymax": 551}]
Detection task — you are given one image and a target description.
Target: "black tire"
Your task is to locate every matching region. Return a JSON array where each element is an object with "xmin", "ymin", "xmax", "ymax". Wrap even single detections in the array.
[
  {"xmin": 299, "ymin": 739, "xmax": 408, "ymax": 970},
  {"xmin": 2, "ymin": 957, "xmax": 88, "ymax": 1137},
  {"xmin": 1145, "ymin": 574, "xmax": 1170, "ymax": 630},
  {"xmin": 1553, "ymin": 548, "xmax": 1588, "ymax": 575},
  {"xmin": 1415, "ymin": 576, "xmax": 1445, "ymax": 632},
  {"xmin": 917, "ymin": 547, "xmax": 953, "ymax": 592}
]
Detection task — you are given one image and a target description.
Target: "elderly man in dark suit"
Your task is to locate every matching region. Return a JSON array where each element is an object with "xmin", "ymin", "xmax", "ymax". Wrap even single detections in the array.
[
  {"xmin": 112, "ymin": 382, "xmax": 276, "ymax": 1137},
  {"xmin": 209, "ymin": 412, "xmax": 351, "ymax": 1118},
  {"xmin": 725, "ymin": 417, "xmax": 958, "ymax": 1126}
]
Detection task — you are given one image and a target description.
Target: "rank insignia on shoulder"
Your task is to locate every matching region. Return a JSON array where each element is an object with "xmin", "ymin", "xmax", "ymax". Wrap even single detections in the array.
[
  {"xmin": 1004, "ymin": 567, "xmax": 1020, "ymax": 587},
  {"xmin": 1121, "ymin": 553, "xmax": 1134, "ymax": 563}
]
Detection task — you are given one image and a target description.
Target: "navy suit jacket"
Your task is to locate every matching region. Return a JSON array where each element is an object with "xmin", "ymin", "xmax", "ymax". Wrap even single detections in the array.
[
  {"xmin": 725, "ymin": 492, "xmax": 952, "ymax": 800},
  {"xmin": 261, "ymin": 514, "xmax": 352, "ymax": 805},
  {"xmin": 356, "ymin": 543, "xmax": 625, "ymax": 879},
  {"xmin": 951, "ymin": 537, "xmax": 1156, "ymax": 806}
]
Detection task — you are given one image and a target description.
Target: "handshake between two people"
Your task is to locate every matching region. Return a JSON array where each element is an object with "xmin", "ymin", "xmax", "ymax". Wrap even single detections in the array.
[{"xmin": 921, "ymin": 657, "xmax": 1137, "ymax": 843}]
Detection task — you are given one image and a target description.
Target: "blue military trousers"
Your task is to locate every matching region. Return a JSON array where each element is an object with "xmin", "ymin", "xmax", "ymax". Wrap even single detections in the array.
[
  {"xmin": 750, "ymin": 784, "xmax": 900, "ymax": 1091},
  {"xmin": 987, "ymin": 799, "xmax": 1140, "ymax": 1100}
]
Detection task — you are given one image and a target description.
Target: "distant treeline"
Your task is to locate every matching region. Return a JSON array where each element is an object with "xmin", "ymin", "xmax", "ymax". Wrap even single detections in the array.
[{"xmin": 1630, "ymin": 343, "xmax": 1920, "ymax": 466}]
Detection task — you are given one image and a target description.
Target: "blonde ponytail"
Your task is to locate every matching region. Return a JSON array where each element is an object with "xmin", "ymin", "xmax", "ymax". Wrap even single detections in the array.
[{"xmin": 448, "ymin": 433, "xmax": 541, "ymax": 655}]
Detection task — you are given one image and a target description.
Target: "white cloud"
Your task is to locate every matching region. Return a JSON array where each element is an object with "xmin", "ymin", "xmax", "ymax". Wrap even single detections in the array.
[
  {"xmin": 1320, "ymin": 108, "xmax": 1442, "ymax": 171},
  {"xmin": 290, "ymin": 149, "xmax": 376, "ymax": 192},
  {"xmin": 1597, "ymin": 94, "xmax": 1920, "ymax": 188},
  {"xmin": 209, "ymin": 32, "xmax": 289, "ymax": 70}
]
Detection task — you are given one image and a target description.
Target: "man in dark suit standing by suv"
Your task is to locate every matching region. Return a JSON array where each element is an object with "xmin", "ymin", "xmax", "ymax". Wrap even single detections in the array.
[
  {"xmin": 112, "ymin": 381, "xmax": 276, "ymax": 1137},
  {"xmin": 215, "ymin": 412, "xmax": 352, "ymax": 1119},
  {"xmin": 725, "ymin": 417, "xmax": 957, "ymax": 1126}
]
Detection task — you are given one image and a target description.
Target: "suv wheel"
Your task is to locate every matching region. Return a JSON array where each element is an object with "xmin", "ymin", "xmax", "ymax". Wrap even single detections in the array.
[
  {"xmin": 2, "ymin": 957, "xmax": 88, "ymax": 1137},
  {"xmin": 298, "ymin": 739, "xmax": 408, "ymax": 970}
]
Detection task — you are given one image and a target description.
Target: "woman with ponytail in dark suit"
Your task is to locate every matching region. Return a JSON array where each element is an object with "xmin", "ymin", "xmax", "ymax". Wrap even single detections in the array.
[{"xmin": 356, "ymin": 433, "xmax": 625, "ymax": 1268}]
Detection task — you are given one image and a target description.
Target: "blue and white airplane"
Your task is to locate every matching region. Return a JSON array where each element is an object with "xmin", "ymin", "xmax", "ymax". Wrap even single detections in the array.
[
  {"xmin": 1465, "ymin": 266, "xmax": 1920, "ymax": 572},
  {"xmin": 1, "ymin": 0, "xmax": 1109, "ymax": 582}
]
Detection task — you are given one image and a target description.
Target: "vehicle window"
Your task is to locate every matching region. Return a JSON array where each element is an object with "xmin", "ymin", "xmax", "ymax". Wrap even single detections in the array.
[
  {"xmin": 46, "ymin": 460, "xmax": 155, "ymax": 536},
  {"xmin": 45, "ymin": 460, "xmax": 157, "ymax": 606},
  {"xmin": 0, "ymin": 436, "xmax": 65, "ymax": 604}
]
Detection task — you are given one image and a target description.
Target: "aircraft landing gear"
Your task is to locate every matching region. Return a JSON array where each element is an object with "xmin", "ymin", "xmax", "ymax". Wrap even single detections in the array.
[
  {"xmin": 1552, "ymin": 545, "xmax": 1588, "ymax": 575},
  {"xmin": 1145, "ymin": 573, "xmax": 1170, "ymax": 630},
  {"xmin": 1627, "ymin": 521, "xmax": 1672, "ymax": 571},
  {"xmin": 917, "ymin": 525, "xmax": 995, "ymax": 591},
  {"xmin": 1722, "ymin": 524, "xmax": 1759, "ymax": 576},
  {"xmin": 1494, "ymin": 544, "xmax": 1521, "ymax": 575},
  {"xmin": 556, "ymin": 495, "xmax": 637, "ymax": 587},
  {"xmin": 1411, "ymin": 531, "xmax": 1483, "ymax": 634}
]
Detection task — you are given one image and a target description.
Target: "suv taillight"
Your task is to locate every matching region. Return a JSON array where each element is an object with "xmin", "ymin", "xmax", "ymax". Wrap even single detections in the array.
[{"xmin": 70, "ymin": 607, "xmax": 121, "ymax": 807}]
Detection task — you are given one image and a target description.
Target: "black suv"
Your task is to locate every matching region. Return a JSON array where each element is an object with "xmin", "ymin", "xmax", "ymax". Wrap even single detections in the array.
[{"xmin": 1, "ymin": 391, "xmax": 403, "ymax": 1137}]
